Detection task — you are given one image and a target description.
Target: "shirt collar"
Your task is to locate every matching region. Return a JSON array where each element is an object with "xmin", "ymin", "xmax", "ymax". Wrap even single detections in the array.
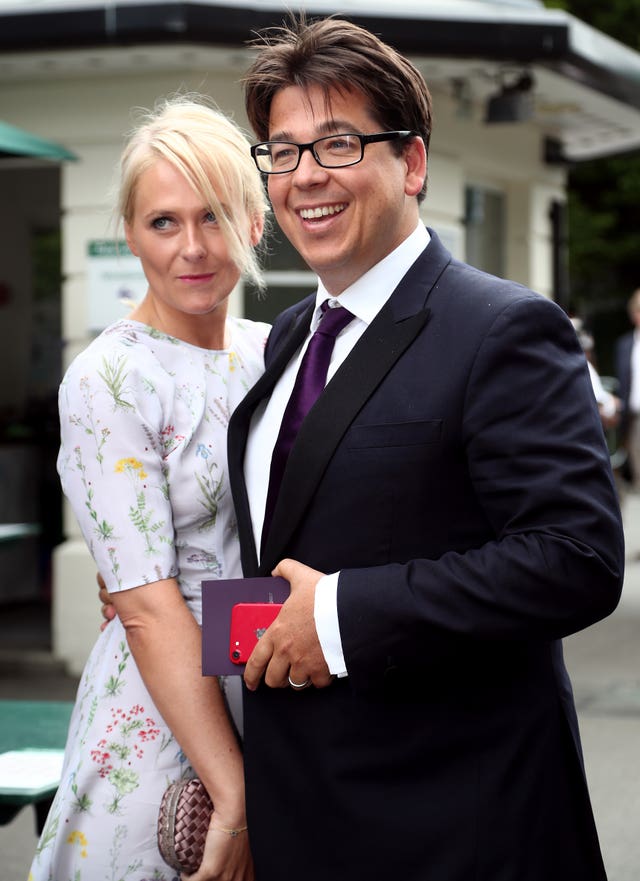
[{"xmin": 311, "ymin": 223, "xmax": 430, "ymax": 330}]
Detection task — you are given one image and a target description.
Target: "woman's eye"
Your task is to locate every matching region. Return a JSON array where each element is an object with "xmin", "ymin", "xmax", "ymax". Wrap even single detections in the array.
[
  {"xmin": 151, "ymin": 216, "xmax": 172, "ymax": 230},
  {"xmin": 204, "ymin": 211, "xmax": 217, "ymax": 224}
]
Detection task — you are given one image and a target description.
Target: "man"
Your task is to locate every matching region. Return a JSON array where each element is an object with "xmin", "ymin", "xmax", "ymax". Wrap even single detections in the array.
[
  {"xmin": 226, "ymin": 16, "xmax": 624, "ymax": 881},
  {"xmin": 99, "ymin": 16, "xmax": 622, "ymax": 881},
  {"xmin": 615, "ymin": 287, "xmax": 640, "ymax": 486}
]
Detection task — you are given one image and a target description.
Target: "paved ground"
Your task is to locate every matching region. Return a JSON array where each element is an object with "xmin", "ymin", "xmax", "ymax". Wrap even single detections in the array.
[
  {"xmin": 1, "ymin": 496, "xmax": 640, "ymax": 880},
  {"xmin": 562, "ymin": 491, "xmax": 640, "ymax": 881}
]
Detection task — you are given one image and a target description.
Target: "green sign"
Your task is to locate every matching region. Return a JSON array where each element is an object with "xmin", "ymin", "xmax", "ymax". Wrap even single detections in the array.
[{"xmin": 86, "ymin": 239, "xmax": 146, "ymax": 332}]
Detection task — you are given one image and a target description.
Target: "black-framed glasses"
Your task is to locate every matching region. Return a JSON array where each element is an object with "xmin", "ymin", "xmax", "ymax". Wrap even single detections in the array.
[{"xmin": 251, "ymin": 131, "xmax": 415, "ymax": 174}]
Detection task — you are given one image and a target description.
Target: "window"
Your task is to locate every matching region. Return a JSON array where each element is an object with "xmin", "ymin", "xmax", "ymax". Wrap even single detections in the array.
[
  {"xmin": 464, "ymin": 185, "xmax": 505, "ymax": 277},
  {"xmin": 244, "ymin": 217, "xmax": 317, "ymax": 323}
]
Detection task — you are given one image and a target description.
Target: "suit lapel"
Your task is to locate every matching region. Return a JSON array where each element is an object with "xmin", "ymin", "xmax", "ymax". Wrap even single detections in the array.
[
  {"xmin": 259, "ymin": 237, "xmax": 447, "ymax": 570},
  {"xmin": 228, "ymin": 303, "xmax": 315, "ymax": 575},
  {"xmin": 231, "ymin": 229, "xmax": 451, "ymax": 575}
]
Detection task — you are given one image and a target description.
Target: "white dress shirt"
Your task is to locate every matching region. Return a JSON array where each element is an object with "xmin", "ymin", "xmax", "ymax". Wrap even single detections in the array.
[
  {"xmin": 629, "ymin": 329, "xmax": 640, "ymax": 414},
  {"xmin": 244, "ymin": 223, "xmax": 430, "ymax": 675},
  {"xmin": 587, "ymin": 362, "xmax": 617, "ymax": 419}
]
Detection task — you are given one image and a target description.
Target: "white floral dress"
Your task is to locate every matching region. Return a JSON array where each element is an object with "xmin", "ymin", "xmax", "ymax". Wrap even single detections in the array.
[{"xmin": 29, "ymin": 317, "xmax": 268, "ymax": 881}]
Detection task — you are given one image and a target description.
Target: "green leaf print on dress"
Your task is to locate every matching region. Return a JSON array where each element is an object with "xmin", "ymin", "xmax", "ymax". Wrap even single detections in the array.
[
  {"xmin": 108, "ymin": 824, "xmax": 142, "ymax": 879},
  {"xmin": 115, "ymin": 458, "xmax": 166, "ymax": 555},
  {"xmin": 98, "ymin": 354, "xmax": 135, "ymax": 411},
  {"xmin": 73, "ymin": 446, "xmax": 116, "ymax": 542},
  {"xmin": 68, "ymin": 375, "xmax": 111, "ymax": 470},
  {"xmin": 195, "ymin": 456, "xmax": 226, "ymax": 532},
  {"xmin": 104, "ymin": 640, "xmax": 131, "ymax": 698}
]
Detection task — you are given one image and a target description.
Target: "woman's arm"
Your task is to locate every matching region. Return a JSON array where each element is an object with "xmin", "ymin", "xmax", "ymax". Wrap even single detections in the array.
[{"xmin": 112, "ymin": 577, "xmax": 252, "ymax": 881}]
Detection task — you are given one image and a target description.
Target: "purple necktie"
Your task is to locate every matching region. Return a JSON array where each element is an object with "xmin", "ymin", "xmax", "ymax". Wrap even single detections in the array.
[{"xmin": 261, "ymin": 301, "xmax": 355, "ymax": 551}]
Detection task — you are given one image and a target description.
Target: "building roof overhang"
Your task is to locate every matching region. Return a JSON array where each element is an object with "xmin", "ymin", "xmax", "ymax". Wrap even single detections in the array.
[
  {"xmin": 1, "ymin": 0, "xmax": 639, "ymax": 162},
  {"xmin": 0, "ymin": 118, "xmax": 78, "ymax": 160}
]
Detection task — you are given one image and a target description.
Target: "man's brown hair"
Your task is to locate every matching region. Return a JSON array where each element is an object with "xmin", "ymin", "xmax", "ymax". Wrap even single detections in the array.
[{"xmin": 242, "ymin": 16, "xmax": 432, "ymax": 201}]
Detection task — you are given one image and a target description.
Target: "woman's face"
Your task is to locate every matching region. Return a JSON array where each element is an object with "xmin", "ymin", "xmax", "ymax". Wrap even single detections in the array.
[{"xmin": 125, "ymin": 158, "xmax": 243, "ymax": 324}]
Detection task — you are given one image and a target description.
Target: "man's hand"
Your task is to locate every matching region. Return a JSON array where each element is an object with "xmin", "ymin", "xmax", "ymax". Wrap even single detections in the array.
[
  {"xmin": 243, "ymin": 559, "xmax": 333, "ymax": 692},
  {"xmin": 97, "ymin": 572, "xmax": 116, "ymax": 631}
]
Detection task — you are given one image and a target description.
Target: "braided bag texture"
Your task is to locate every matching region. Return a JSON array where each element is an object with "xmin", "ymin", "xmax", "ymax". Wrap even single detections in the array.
[{"xmin": 158, "ymin": 778, "xmax": 213, "ymax": 874}]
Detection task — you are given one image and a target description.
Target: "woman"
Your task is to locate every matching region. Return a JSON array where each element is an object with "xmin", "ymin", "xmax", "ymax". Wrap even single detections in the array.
[{"xmin": 28, "ymin": 95, "xmax": 269, "ymax": 881}]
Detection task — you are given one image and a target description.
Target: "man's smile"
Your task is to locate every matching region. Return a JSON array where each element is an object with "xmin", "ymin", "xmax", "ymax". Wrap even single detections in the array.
[{"xmin": 298, "ymin": 203, "xmax": 347, "ymax": 220}]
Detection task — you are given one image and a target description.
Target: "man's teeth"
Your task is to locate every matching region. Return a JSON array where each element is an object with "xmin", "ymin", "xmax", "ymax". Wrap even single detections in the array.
[{"xmin": 299, "ymin": 205, "xmax": 345, "ymax": 219}]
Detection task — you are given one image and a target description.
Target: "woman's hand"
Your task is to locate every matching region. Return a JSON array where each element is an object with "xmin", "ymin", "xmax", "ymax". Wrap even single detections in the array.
[
  {"xmin": 97, "ymin": 572, "xmax": 116, "ymax": 631},
  {"xmin": 183, "ymin": 814, "xmax": 253, "ymax": 881}
]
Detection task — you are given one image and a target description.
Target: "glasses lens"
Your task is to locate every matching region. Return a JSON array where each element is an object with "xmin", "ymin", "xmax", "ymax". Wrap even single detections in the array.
[
  {"xmin": 315, "ymin": 134, "xmax": 363, "ymax": 168},
  {"xmin": 255, "ymin": 143, "xmax": 299, "ymax": 173}
]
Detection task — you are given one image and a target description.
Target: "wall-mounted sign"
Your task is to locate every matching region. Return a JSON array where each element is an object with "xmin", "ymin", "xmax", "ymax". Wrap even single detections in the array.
[{"xmin": 86, "ymin": 240, "xmax": 147, "ymax": 332}]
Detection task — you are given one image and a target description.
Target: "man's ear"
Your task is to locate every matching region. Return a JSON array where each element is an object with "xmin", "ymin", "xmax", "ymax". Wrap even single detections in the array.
[
  {"xmin": 403, "ymin": 136, "xmax": 427, "ymax": 199},
  {"xmin": 124, "ymin": 222, "xmax": 139, "ymax": 257}
]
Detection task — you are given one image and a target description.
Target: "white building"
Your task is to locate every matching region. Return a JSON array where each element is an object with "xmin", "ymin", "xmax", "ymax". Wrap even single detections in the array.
[{"xmin": 1, "ymin": 0, "xmax": 640, "ymax": 672}]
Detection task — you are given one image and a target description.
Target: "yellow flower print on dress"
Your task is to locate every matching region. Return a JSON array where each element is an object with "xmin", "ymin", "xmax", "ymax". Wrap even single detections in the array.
[
  {"xmin": 66, "ymin": 829, "xmax": 88, "ymax": 858},
  {"xmin": 114, "ymin": 457, "xmax": 148, "ymax": 479}
]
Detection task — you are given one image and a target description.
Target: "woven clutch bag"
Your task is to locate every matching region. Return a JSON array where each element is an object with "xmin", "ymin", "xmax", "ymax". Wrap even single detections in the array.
[{"xmin": 158, "ymin": 778, "xmax": 213, "ymax": 874}]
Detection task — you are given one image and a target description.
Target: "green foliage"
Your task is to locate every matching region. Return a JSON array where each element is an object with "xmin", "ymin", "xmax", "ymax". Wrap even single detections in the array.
[
  {"xmin": 567, "ymin": 156, "xmax": 640, "ymax": 307},
  {"xmin": 543, "ymin": 0, "xmax": 640, "ymax": 370},
  {"xmin": 544, "ymin": 0, "xmax": 640, "ymax": 49}
]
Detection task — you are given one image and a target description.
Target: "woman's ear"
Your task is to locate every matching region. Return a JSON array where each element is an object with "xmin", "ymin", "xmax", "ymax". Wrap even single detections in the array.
[
  {"xmin": 124, "ymin": 221, "xmax": 139, "ymax": 257},
  {"xmin": 250, "ymin": 214, "xmax": 265, "ymax": 247}
]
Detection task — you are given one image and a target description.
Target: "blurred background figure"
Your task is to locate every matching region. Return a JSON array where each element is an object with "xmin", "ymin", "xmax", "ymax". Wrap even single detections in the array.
[
  {"xmin": 571, "ymin": 317, "xmax": 621, "ymax": 431},
  {"xmin": 572, "ymin": 316, "xmax": 626, "ymax": 503},
  {"xmin": 615, "ymin": 289, "xmax": 640, "ymax": 491}
]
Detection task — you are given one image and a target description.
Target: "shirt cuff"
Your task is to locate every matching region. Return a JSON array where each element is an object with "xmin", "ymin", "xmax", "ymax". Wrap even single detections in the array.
[{"xmin": 313, "ymin": 571, "xmax": 348, "ymax": 678}]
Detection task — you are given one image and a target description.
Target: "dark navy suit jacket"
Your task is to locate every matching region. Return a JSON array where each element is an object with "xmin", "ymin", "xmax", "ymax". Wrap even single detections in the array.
[{"xmin": 228, "ymin": 229, "xmax": 624, "ymax": 881}]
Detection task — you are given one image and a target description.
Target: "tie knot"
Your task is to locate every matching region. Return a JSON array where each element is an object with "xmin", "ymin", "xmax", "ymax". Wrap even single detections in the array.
[{"xmin": 317, "ymin": 301, "xmax": 354, "ymax": 339}]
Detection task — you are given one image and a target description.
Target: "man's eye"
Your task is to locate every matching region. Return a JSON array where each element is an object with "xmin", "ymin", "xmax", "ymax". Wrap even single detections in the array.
[
  {"xmin": 325, "ymin": 136, "xmax": 354, "ymax": 152},
  {"xmin": 272, "ymin": 145, "xmax": 296, "ymax": 165}
]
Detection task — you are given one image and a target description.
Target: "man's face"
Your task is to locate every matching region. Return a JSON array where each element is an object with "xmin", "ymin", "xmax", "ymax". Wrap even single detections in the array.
[{"xmin": 266, "ymin": 84, "xmax": 426, "ymax": 295}]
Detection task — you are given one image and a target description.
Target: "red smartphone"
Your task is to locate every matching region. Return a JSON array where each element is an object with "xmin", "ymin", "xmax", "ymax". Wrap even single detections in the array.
[{"xmin": 229, "ymin": 603, "xmax": 282, "ymax": 664}]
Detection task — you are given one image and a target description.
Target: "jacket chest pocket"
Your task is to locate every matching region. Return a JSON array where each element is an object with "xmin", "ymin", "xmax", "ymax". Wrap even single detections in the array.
[{"xmin": 347, "ymin": 419, "xmax": 442, "ymax": 452}]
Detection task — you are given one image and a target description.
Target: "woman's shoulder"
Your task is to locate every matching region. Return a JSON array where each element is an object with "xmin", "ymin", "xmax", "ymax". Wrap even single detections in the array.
[
  {"xmin": 63, "ymin": 320, "xmax": 163, "ymax": 373},
  {"xmin": 227, "ymin": 316, "xmax": 271, "ymax": 356},
  {"xmin": 60, "ymin": 320, "xmax": 178, "ymax": 404},
  {"xmin": 228, "ymin": 316, "xmax": 271, "ymax": 339}
]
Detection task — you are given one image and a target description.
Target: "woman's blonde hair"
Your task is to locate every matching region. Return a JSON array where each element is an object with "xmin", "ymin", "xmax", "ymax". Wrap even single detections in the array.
[{"xmin": 118, "ymin": 94, "xmax": 268, "ymax": 289}]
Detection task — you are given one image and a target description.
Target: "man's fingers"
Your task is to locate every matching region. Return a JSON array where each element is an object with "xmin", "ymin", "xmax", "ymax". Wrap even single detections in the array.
[
  {"xmin": 263, "ymin": 653, "xmax": 292, "ymax": 689},
  {"xmin": 243, "ymin": 633, "xmax": 274, "ymax": 691},
  {"xmin": 271, "ymin": 558, "xmax": 303, "ymax": 588}
]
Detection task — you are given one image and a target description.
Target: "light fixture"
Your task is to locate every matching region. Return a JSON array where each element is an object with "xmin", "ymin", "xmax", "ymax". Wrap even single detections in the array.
[
  {"xmin": 485, "ymin": 73, "xmax": 535, "ymax": 124},
  {"xmin": 452, "ymin": 78, "xmax": 474, "ymax": 120}
]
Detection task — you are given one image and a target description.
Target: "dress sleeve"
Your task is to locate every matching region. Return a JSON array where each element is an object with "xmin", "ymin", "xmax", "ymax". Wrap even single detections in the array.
[{"xmin": 57, "ymin": 340, "xmax": 179, "ymax": 593}]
